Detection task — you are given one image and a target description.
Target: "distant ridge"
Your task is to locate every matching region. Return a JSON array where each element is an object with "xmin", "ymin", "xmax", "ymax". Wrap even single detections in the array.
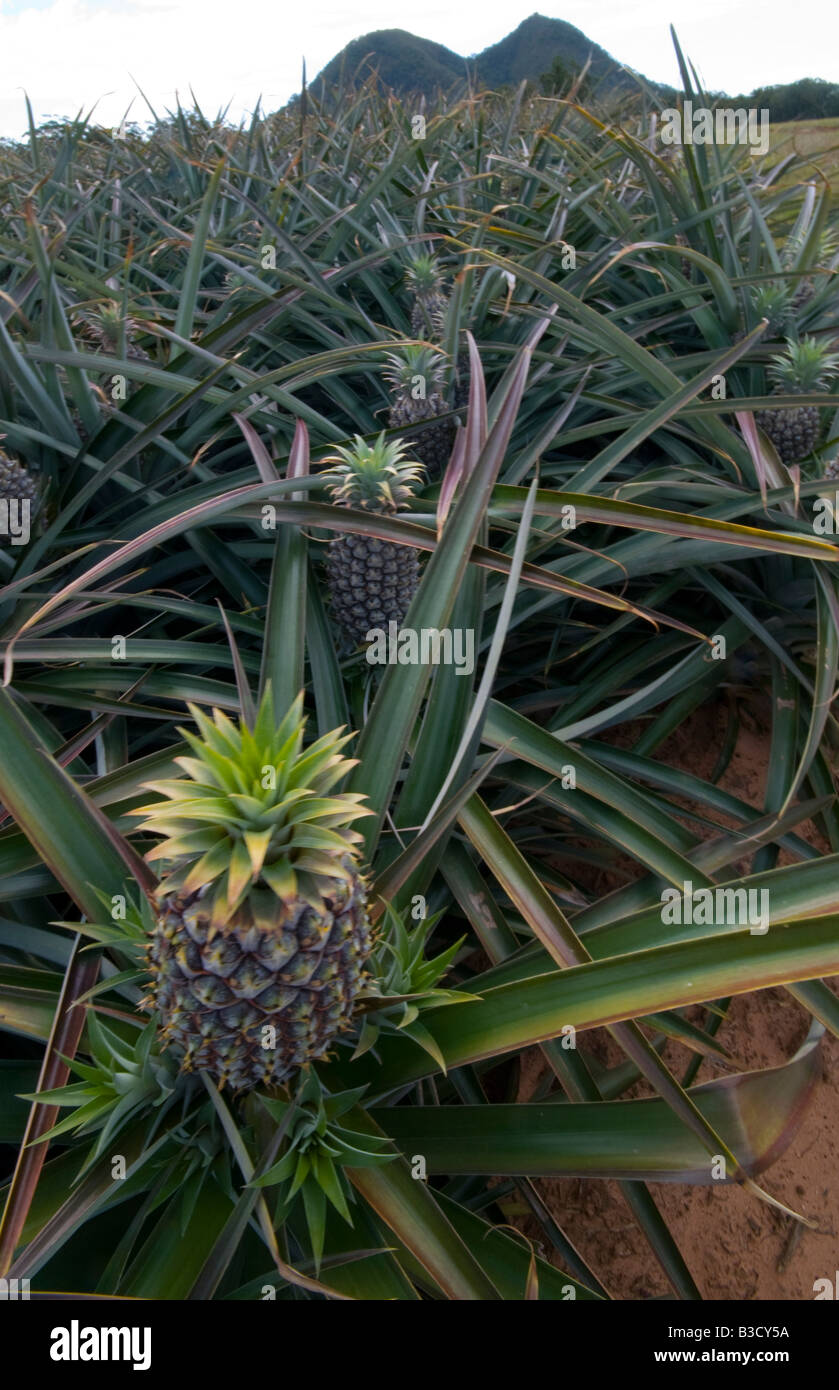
[
  {"xmin": 312, "ymin": 14, "xmax": 637, "ymax": 97},
  {"xmin": 308, "ymin": 14, "xmax": 839, "ymax": 121}
]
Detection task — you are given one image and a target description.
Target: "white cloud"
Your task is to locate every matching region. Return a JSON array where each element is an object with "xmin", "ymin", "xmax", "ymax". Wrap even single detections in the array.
[{"xmin": 0, "ymin": 0, "xmax": 836, "ymax": 141}]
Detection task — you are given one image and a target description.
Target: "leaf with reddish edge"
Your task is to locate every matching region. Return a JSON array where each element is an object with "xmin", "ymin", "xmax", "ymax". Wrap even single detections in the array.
[{"xmin": 0, "ymin": 939, "xmax": 99, "ymax": 1276}]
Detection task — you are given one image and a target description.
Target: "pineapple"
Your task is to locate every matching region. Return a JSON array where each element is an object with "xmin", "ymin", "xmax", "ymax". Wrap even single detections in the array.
[
  {"xmin": 0, "ymin": 449, "xmax": 39, "ymax": 508},
  {"xmin": 405, "ymin": 253, "xmax": 448, "ymax": 339},
  {"xmin": 385, "ymin": 346, "xmax": 455, "ymax": 477},
  {"xmin": 824, "ymin": 456, "xmax": 839, "ymax": 480},
  {"xmin": 750, "ymin": 283, "xmax": 794, "ymax": 338},
  {"xmin": 75, "ymin": 300, "xmax": 150, "ymax": 396},
  {"xmin": 784, "ymin": 228, "xmax": 839, "ymax": 314},
  {"xmin": 756, "ymin": 337, "xmax": 839, "ymax": 464},
  {"xmin": 324, "ymin": 433, "xmax": 423, "ymax": 646},
  {"xmin": 133, "ymin": 692, "xmax": 373, "ymax": 1091},
  {"xmin": 79, "ymin": 299, "xmax": 150, "ymax": 362}
]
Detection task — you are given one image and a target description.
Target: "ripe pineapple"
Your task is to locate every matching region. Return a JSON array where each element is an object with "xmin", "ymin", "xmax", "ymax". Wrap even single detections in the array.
[
  {"xmin": 756, "ymin": 337, "xmax": 839, "ymax": 464},
  {"xmin": 324, "ymin": 434, "xmax": 423, "ymax": 646},
  {"xmin": 385, "ymin": 346, "xmax": 455, "ymax": 477},
  {"xmin": 405, "ymin": 253, "xmax": 448, "ymax": 339},
  {"xmin": 134, "ymin": 692, "xmax": 373, "ymax": 1091}
]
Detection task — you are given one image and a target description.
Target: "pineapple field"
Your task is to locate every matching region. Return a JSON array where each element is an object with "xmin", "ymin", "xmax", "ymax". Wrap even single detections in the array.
[{"xmin": 1, "ymin": 42, "xmax": 839, "ymax": 1316}]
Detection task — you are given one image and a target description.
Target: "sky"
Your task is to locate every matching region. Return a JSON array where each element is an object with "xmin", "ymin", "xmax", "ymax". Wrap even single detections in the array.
[{"xmin": 1, "ymin": 0, "xmax": 837, "ymax": 140}]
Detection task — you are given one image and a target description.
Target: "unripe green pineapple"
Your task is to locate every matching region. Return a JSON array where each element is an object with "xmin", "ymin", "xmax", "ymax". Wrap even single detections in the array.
[
  {"xmin": 78, "ymin": 299, "xmax": 151, "ymax": 362},
  {"xmin": 750, "ymin": 283, "xmax": 795, "ymax": 338},
  {"xmin": 784, "ymin": 228, "xmax": 839, "ymax": 314},
  {"xmin": 324, "ymin": 434, "xmax": 424, "ymax": 646},
  {"xmin": 75, "ymin": 299, "xmax": 150, "ymax": 396},
  {"xmin": 385, "ymin": 346, "xmax": 455, "ymax": 477},
  {"xmin": 134, "ymin": 692, "xmax": 373, "ymax": 1091},
  {"xmin": 756, "ymin": 337, "xmax": 839, "ymax": 464},
  {"xmin": 405, "ymin": 253, "xmax": 448, "ymax": 339}
]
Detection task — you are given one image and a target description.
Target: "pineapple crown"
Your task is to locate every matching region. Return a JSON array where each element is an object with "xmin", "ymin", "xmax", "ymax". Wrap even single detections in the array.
[
  {"xmin": 323, "ymin": 433, "xmax": 424, "ymax": 512},
  {"xmin": 781, "ymin": 226, "xmax": 839, "ymax": 270},
  {"xmin": 768, "ymin": 336, "xmax": 839, "ymax": 393},
  {"xmin": 76, "ymin": 299, "xmax": 139, "ymax": 350},
  {"xmin": 383, "ymin": 345, "xmax": 447, "ymax": 395},
  {"xmin": 751, "ymin": 282, "xmax": 793, "ymax": 329},
  {"xmin": 404, "ymin": 253, "xmax": 443, "ymax": 296},
  {"xmin": 133, "ymin": 690, "xmax": 371, "ymax": 926}
]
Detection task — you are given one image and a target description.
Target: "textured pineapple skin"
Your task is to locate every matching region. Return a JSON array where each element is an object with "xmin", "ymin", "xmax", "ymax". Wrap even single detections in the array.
[
  {"xmin": 327, "ymin": 532, "xmax": 420, "ymax": 645},
  {"xmin": 410, "ymin": 290, "xmax": 448, "ymax": 339},
  {"xmin": 756, "ymin": 395, "xmax": 820, "ymax": 464},
  {"xmin": 0, "ymin": 456, "xmax": 39, "ymax": 503},
  {"xmin": 148, "ymin": 870, "xmax": 371, "ymax": 1090},
  {"xmin": 388, "ymin": 392, "xmax": 454, "ymax": 476}
]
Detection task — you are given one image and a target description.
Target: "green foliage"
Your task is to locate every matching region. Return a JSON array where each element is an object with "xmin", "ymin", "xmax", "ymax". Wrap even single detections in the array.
[
  {"xmin": 352, "ymin": 904, "xmax": 476, "ymax": 1067},
  {"xmin": 252, "ymin": 1073, "xmax": 395, "ymax": 1269},
  {"xmin": 1, "ymin": 36, "xmax": 839, "ymax": 1300},
  {"xmin": 739, "ymin": 77, "xmax": 839, "ymax": 122}
]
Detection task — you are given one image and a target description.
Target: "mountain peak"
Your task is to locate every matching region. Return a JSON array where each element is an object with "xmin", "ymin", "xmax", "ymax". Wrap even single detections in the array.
[{"xmin": 313, "ymin": 16, "xmax": 628, "ymax": 97}]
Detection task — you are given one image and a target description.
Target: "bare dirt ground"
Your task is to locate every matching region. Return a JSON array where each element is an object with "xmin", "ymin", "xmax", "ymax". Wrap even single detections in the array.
[{"xmin": 514, "ymin": 693, "xmax": 839, "ymax": 1300}]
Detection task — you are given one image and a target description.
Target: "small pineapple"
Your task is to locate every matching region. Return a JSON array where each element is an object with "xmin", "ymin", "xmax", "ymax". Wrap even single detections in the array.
[
  {"xmin": 0, "ymin": 449, "xmax": 39, "ymax": 508},
  {"xmin": 134, "ymin": 692, "xmax": 373, "ymax": 1091},
  {"xmin": 405, "ymin": 253, "xmax": 448, "ymax": 339},
  {"xmin": 750, "ymin": 283, "xmax": 794, "ymax": 338},
  {"xmin": 784, "ymin": 228, "xmax": 839, "ymax": 314},
  {"xmin": 824, "ymin": 455, "xmax": 839, "ymax": 480},
  {"xmin": 385, "ymin": 346, "xmax": 455, "ymax": 477},
  {"xmin": 75, "ymin": 299, "xmax": 150, "ymax": 397},
  {"xmin": 324, "ymin": 434, "xmax": 423, "ymax": 646},
  {"xmin": 756, "ymin": 337, "xmax": 839, "ymax": 464},
  {"xmin": 79, "ymin": 299, "xmax": 150, "ymax": 362}
]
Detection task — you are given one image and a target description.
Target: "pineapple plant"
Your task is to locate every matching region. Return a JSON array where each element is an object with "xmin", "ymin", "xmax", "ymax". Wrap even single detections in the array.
[
  {"xmin": 324, "ymin": 433, "xmax": 424, "ymax": 646},
  {"xmin": 133, "ymin": 691, "xmax": 373, "ymax": 1090},
  {"xmin": 385, "ymin": 345, "xmax": 455, "ymax": 476},
  {"xmin": 756, "ymin": 337, "xmax": 839, "ymax": 464},
  {"xmin": 405, "ymin": 253, "xmax": 449, "ymax": 339}
]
